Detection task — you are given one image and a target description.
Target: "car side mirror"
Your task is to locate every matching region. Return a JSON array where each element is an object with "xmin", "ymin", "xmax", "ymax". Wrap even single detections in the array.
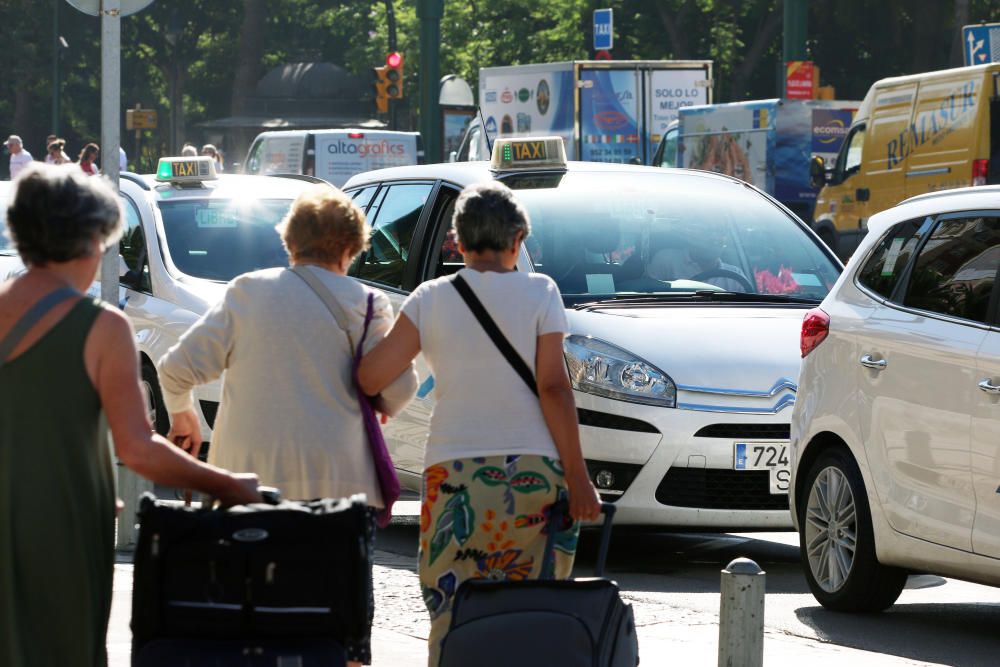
[
  {"xmin": 809, "ymin": 155, "xmax": 828, "ymax": 189},
  {"xmin": 448, "ymin": 150, "xmax": 458, "ymax": 163}
]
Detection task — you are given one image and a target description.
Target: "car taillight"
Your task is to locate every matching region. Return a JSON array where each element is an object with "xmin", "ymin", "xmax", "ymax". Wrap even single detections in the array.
[
  {"xmin": 801, "ymin": 308, "xmax": 830, "ymax": 358},
  {"xmin": 348, "ymin": 132, "xmax": 364, "ymax": 139},
  {"xmin": 973, "ymin": 159, "xmax": 988, "ymax": 186}
]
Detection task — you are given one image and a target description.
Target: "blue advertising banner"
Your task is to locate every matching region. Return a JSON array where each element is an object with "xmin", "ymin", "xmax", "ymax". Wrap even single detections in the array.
[
  {"xmin": 963, "ymin": 23, "xmax": 1000, "ymax": 66},
  {"xmin": 579, "ymin": 69, "xmax": 640, "ymax": 163}
]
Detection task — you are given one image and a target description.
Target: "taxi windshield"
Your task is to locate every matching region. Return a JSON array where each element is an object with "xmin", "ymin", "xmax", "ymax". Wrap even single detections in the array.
[
  {"xmin": 503, "ymin": 171, "xmax": 840, "ymax": 303},
  {"xmin": 157, "ymin": 198, "xmax": 292, "ymax": 281}
]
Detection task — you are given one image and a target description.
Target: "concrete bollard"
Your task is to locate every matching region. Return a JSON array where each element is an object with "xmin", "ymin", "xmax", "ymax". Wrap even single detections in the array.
[{"xmin": 718, "ymin": 557, "xmax": 765, "ymax": 667}]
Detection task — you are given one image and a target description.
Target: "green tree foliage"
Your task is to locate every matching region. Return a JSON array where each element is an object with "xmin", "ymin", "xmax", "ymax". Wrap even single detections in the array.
[{"xmin": 2, "ymin": 0, "xmax": 1000, "ymax": 175}]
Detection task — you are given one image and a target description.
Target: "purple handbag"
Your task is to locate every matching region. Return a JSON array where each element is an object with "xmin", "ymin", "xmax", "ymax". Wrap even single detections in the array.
[
  {"xmin": 291, "ymin": 267, "xmax": 401, "ymax": 527},
  {"xmin": 353, "ymin": 292, "xmax": 401, "ymax": 528}
]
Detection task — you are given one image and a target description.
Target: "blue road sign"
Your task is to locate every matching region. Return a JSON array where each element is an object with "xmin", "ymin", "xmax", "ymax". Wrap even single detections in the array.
[
  {"xmin": 963, "ymin": 23, "xmax": 1000, "ymax": 66},
  {"xmin": 594, "ymin": 9, "xmax": 613, "ymax": 51}
]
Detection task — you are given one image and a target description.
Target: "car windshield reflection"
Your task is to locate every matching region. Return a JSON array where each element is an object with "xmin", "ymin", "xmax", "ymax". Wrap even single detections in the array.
[
  {"xmin": 503, "ymin": 172, "xmax": 840, "ymax": 304},
  {"xmin": 157, "ymin": 199, "xmax": 293, "ymax": 281}
]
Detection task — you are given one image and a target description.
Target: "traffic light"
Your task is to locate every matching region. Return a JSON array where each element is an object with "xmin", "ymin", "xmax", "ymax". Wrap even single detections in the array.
[
  {"xmin": 385, "ymin": 52, "xmax": 404, "ymax": 100},
  {"xmin": 373, "ymin": 65, "xmax": 389, "ymax": 114}
]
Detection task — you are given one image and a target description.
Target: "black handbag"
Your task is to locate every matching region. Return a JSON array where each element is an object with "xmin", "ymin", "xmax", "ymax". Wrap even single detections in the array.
[
  {"xmin": 440, "ymin": 502, "xmax": 639, "ymax": 667},
  {"xmin": 130, "ymin": 493, "xmax": 372, "ymax": 655}
]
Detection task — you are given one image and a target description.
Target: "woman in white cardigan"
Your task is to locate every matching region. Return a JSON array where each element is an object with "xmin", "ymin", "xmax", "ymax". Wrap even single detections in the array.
[{"xmin": 157, "ymin": 183, "xmax": 418, "ymax": 666}]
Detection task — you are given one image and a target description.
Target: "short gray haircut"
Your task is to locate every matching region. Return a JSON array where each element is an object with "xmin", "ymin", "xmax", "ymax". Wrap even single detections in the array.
[
  {"xmin": 452, "ymin": 181, "xmax": 530, "ymax": 253},
  {"xmin": 6, "ymin": 163, "xmax": 124, "ymax": 266}
]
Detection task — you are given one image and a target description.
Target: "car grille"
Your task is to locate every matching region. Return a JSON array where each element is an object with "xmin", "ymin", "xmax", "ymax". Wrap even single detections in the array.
[
  {"xmin": 577, "ymin": 408, "xmax": 659, "ymax": 433},
  {"xmin": 693, "ymin": 423, "xmax": 790, "ymax": 439},
  {"xmin": 655, "ymin": 468, "xmax": 789, "ymax": 511}
]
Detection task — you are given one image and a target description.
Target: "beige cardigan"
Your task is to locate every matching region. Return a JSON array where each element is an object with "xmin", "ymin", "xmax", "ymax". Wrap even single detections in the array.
[{"xmin": 157, "ymin": 266, "xmax": 418, "ymax": 505}]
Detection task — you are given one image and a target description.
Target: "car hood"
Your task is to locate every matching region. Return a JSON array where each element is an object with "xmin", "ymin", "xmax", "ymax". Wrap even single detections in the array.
[{"xmin": 566, "ymin": 304, "xmax": 806, "ymax": 414}]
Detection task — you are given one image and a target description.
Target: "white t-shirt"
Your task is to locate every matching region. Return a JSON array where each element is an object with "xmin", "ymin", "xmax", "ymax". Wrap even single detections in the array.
[
  {"xmin": 9, "ymin": 150, "xmax": 32, "ymax": 179},
  {"xmin": 401, "ymin": 268, "xmax": 569, "ymax": 467}
]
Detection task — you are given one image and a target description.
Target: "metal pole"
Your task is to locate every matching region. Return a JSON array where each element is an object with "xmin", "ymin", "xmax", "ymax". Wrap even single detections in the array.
[
  {"xmin": 417, "ymin": 0, "xmax": 444, "ymax": 162},
  {"xmin": 52, "ymin": 0, "xmax": 60, "ymax": 135},
  {"xmin": 718, "ymin": 557, "xmax": 765, "ymax": 667},
  {"xmin": 100, "ymin": 0, "xmax": 121, "ymax": 306},
  {"xmin": 782, "ymin": 0, "xmax": 808, "ymax": 97}
]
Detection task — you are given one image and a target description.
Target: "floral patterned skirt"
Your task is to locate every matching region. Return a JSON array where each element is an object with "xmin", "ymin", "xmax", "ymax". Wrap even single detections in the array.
[{"xmin": 418, "ymin": 454, "xmax": 580, "ymax": 666}]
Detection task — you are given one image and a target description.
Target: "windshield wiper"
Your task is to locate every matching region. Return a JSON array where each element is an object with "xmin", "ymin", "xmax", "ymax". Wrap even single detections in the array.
[{"xmin": 573, "ymin": 290, "xmax": 821, "ymax": 309}]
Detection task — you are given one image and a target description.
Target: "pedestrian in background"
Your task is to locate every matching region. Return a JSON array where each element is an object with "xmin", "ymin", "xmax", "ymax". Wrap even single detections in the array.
[
  {"xmin": 0, "ymin": 163, "xmax": 261, "ymax": 667},
  {"xmin": 180, "ymin": 143, "xmax": 198, "ymax": 157},
  {"xmin": 358, "ymin": 181, "xmax": 602, "ymax": 666},
  {"xmin": 46, "ymin": 139, "xmax": 70, "ymax": 165},
  {"xmin": 157, "ymin": 183, "xmax": 418, "ymax": 667},
  {"xmin": 78, "ymin": 142, "xmax": 100, "ymax": 176},
  {"xmin": 5, "ymin": 135, "xmax": 33, "ymax": 180},
  {"xmin": 201, "ymin": 143, "xmax": 224, "ymax": 172}
]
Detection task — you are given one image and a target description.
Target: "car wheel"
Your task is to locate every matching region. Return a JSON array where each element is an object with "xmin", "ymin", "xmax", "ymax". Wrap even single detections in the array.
[
  {"xmin": 141, "ymin": 362, "xmax": 170, "ymax": 435},
  {"xmin": 817, "ymin": 227, "xmax": 836, "ymax": 252},
  {"xmin": 799, "ymin": 447, "xmax": 906, "ymax": 612}
]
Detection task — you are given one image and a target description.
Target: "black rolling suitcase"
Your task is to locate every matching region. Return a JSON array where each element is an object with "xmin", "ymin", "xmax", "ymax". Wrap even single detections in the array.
[
  {"xmin": 130, "ymin": 492, "xmax": 372, "ymax": 666},
  {"xmin": 439, "ymin": 502, "xmax": 639, "ymax": 667}
]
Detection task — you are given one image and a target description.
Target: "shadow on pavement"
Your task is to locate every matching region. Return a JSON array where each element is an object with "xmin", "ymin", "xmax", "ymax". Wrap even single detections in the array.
[{"xmin": 796, "ymin": 602, "xmax": 1000, "ymax": 666}]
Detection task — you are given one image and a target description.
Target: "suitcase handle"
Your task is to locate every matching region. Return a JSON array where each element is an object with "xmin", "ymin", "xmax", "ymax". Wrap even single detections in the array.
[{"xmin": 542, "ymin": 499, "xmax": 615, "ymax": 579}]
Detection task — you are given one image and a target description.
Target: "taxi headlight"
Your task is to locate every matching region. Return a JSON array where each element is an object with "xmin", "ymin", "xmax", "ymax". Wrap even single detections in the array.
[{"xmin": 563, "ymin": 335, "xmax": 676, "ymax": 408}]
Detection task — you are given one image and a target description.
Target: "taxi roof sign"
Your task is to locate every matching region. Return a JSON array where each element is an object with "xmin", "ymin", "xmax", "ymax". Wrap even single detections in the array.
[
  {"xmin": 156, "ymin": 156, "xmax": 218, "ymax": 183},
  {"xmin": 490, "ymin": 136, "xmax": 567, "ymax": 171}
]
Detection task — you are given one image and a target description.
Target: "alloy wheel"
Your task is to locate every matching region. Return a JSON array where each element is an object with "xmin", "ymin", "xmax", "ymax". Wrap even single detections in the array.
[{"xmin": 804, "ymin": 465, "xmax": 858, "ymax": 593}]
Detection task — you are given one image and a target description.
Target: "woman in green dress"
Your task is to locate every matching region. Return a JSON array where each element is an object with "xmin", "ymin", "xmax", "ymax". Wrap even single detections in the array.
[{"xmin": 0, "ymin": 163, "xmax": 262, "ymax": 667}]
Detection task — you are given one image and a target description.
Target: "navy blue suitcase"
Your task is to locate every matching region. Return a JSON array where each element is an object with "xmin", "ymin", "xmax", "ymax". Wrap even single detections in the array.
[{"xmin": 439, "ymin": 502, "xmax": 639, "ymax": 667}]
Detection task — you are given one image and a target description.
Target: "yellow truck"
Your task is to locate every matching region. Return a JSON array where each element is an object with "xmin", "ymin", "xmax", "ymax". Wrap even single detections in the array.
[{"xmin": 811, "ymin": 63, "xmax": 1000, "ymax": 257}]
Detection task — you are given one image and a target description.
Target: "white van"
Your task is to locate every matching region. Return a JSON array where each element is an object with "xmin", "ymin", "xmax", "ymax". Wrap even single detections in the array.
[{"xmin": 243, "ymin": 129, "xmax": 422, "ymax": 187}]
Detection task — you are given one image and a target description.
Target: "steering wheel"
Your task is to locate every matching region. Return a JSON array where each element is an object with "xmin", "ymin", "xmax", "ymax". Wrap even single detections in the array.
[{"xmin": 690, "ymin": 268, "xmax": 755, "ymax": 293}]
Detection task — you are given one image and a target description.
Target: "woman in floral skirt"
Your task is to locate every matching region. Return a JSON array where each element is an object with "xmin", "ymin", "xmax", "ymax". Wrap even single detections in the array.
[{"xmin": 359, "ymin": 181, "xmax": 601, "ymax": 665}]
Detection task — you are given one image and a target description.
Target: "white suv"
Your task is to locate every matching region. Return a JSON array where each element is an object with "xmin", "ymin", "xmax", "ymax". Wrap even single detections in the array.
[{"xmin": 790, "ymin": 185, "xmax": 1000, "ymax": 611}]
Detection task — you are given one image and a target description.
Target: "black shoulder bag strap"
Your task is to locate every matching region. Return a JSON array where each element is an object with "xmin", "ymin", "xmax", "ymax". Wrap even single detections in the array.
[{"xmin": 451, "ymin": 273, "xmax": 538, "ymax": 397}]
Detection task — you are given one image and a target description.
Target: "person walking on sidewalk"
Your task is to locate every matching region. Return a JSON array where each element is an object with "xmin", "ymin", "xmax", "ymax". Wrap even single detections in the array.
[
  {"xmin": 0, "ymin": 163, "xmax": 262, "ymax": 667},
  {"xmin": 78, "ymin": 142, "xmax": 100, "ymax": 175},
  {"xmin": 5, "ymin": 135, "xmax": 32, "ymax": 180},
  {"xmin": 358, "ymin": 181, "xmax": 602, "ymax": 666},
  {"xmin": 157, "ymin": 183, "xmax": 418, "ymax": 666}
]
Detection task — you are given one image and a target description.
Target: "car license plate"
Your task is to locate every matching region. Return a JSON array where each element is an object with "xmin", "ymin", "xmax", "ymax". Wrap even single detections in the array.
[{"xmin": 734, "ymin": 441, "xmax": 790, "ymax": 494}]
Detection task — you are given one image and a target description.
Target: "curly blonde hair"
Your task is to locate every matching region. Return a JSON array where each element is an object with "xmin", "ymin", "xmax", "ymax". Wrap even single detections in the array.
[{"xmin": 276, "ymin": 184, "xmax": 370, "ymax": 265}]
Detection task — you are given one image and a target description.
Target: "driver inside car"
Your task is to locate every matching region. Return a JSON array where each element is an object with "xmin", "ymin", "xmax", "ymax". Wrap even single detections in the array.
[{"xmin": 647, "ymin": 223, "xmax": 751, "ymax": 292}]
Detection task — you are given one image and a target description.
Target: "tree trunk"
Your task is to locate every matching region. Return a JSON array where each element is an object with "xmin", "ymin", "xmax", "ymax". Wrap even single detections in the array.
[
  {"xmin": 231, "ymin": 0, "xmax": 266, "ymax": 116},
  {"xmin": 655, "ymin": 3, "xmax": 689, "ymax": 59},
  {"xmin": 729, "ymin": 6, "xmax": 783, "ymax": 101},
  {"xmin": 950, "ymin": 0, "xmax": 971, "ymax": 67}
]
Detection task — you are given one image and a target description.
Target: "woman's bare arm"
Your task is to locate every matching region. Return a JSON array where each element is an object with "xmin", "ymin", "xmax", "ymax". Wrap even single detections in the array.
[
  {"xmin": 358, "ymin": 313, "xmax": 421, "ymax": 398},
  {"xmin": 87, "ymin": 309, "xmax": 260, "ymax": 506},
  {"xmin": 535, "ymin": 332, "xmax": 601, "ymax": 522}
]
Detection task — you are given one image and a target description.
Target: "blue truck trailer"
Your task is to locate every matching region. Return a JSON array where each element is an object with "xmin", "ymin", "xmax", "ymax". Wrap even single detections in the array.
[{"xmin": 677, "ymin": 98, "xmax": 858, "ymax": 221}]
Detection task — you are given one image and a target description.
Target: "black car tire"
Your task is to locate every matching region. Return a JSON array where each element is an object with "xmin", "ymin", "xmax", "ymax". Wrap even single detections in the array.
[
  {"xmin": 799, "ymin": 447, "xmax": 907, "ymax": 612},
  {"xmin": 141, "ymin": 362, "xmax": 170, "ymax": 435}
]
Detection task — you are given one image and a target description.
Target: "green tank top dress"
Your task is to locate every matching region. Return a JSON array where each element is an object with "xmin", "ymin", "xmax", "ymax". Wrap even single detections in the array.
[{"xmin": 0, "ymin": 298, "xmax": 115, "ymax": 667}]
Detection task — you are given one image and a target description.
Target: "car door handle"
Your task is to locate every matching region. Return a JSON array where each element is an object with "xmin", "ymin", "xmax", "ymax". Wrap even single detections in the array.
[
  {"xmin": 860, "ymin": 354, "xmax": 887, "ymax": 370},
  {"xmin": 979, "ymin": 379, "xmax": 1000, "ymax": 395}
]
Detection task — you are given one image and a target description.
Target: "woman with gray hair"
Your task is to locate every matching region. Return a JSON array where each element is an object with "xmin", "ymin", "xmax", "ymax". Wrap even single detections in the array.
[
  {"xmin": 359, "ymin": 181, "xmax": 601, "ymax": 665},
  {"xmin": 0, "ymin": 163, "xmax": 261, "ymax": 667}
]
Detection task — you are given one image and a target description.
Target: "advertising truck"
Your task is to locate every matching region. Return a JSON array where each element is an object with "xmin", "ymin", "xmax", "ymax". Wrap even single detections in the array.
[
  {"xmin": 676, "ymin": 98, "xmax": 859, "ymax": 223},
  {"xmin": 472, "ymin": 60, "xmax": 713, "ymax": 164},
  {"xmin": 811, "ymin": 63, "xmax": 1000, "ymax": 258},
  {"xmin": 243, "ymin": 129, "xmax": 421, "ymax": 187}
]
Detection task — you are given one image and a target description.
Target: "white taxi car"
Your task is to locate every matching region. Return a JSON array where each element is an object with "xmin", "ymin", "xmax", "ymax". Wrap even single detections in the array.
[
  {"xmin": 345, "ymin": 137, "xmax": 843, "ymax": 528},
  {"xmin": 0, "ymin": 181, "xmax": 23, "ymax": 280},
  {"xmin": 791, "ymin": 186, "xmax": 1000, "ymax": 610},
  {"xmin": 114, "ymin": 158, "xmax": 314, "ymax": 447}
]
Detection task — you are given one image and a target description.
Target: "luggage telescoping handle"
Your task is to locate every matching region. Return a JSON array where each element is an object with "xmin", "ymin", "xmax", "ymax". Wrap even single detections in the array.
[{"xmin": 543, "ymin": 499, "xmax": 616, "ymax": 578}]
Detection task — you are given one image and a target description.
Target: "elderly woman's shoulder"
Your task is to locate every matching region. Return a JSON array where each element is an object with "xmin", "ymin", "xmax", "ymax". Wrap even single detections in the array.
[{"xmin": 520, "ymin": 271, "xmax": 562, "ymax": 294}]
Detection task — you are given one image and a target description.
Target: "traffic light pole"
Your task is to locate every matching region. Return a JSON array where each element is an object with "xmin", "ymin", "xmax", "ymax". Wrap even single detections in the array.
[
  {"xmin": 385, "ymin": 0, "xmax": 398, "ymax": 130},
  {"xmin": 418, "ymin": 0, "xmax": 443, "ymax": 162}
]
